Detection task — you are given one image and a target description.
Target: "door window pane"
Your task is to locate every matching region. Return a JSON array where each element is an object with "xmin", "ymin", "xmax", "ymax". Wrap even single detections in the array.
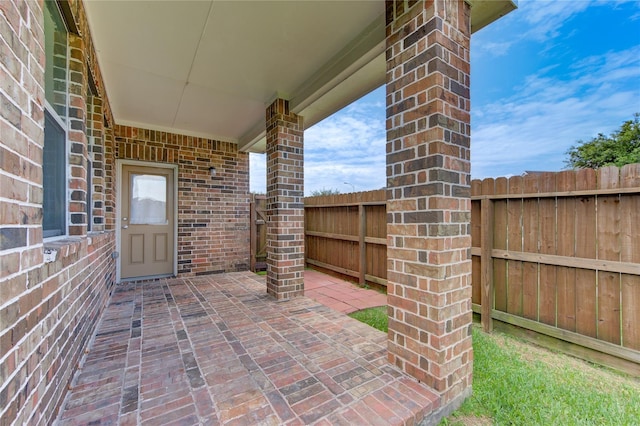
[{"xmin": 130, "ymin": 174, "xmax": 167, "ymax": 225}]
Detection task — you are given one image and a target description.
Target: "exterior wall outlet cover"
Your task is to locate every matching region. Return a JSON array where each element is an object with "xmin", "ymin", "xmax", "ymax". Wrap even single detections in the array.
[{"xmin": 44, "ymin": 249, "xmax": 58, "ymax": 263}]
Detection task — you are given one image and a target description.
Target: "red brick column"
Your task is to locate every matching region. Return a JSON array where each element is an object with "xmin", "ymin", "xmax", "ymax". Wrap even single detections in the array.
[
  {"xmin": 386, "ymin": 0, "xmax": 473, "ymax": 406},
  {"xmin": 265, "ymin": 99, "xmax": 305, "ymax": 300},
  {"xmin": 68, "ymin": 34, "xmax": 89, "ymax": 236}
]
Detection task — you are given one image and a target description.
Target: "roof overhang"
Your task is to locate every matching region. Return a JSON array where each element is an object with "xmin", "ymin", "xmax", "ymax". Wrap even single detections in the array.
[{"xmin": 84, "ymin": 0, "xmax": 516, "ymax": 153}]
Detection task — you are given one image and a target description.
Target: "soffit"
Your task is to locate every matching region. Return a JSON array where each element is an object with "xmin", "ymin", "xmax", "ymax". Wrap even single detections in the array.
[{"xmin": 84, "ymin": 1, "xmax": 516, "ymax": 153}]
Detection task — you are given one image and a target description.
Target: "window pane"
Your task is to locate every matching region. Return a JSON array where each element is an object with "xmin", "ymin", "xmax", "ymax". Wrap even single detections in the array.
[
  {"xmin": 44, "ymin": 0, "xmax": 67, "ymax": 120},
  {"xmin": 130, "ymin": 174, "xmax": 167, "ymax": 225},
  {"xmin": 43, "ymin": 111, "xmax": 66, "ymax": 237},
  {"xmin": 87, "ymin": 160, "xmax": 92, "ymax": 231}
]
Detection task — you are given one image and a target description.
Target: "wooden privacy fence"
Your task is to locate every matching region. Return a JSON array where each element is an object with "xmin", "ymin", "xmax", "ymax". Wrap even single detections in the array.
[
  {"xmin": 304, "ymin": 190, "xmax": 387, "ymax": 287},
  {"xmin": 251, "ymin": 165, "xmax": 640, "ymax": 371},
  {"xmin": 471, "ymin": 164, "xmax": 640, "ymax": 373}
]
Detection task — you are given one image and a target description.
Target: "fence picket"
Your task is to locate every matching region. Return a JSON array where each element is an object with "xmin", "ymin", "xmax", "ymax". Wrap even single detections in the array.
[
  {"xmin": 494, "ymin": 178, "xmax": 508, "ymax": 313},
  {"xmin": 538, "ymin": 172, "xmax": 557, "ymax": 326},
  {"xmin": 556, "ymin": 170, "xmax": 577, "ymax": 332},
  {"xmin": 522, "ymin": 174, "xmax": 540, "ymax": 321},
  {"xmin": 597, "ymin": 167, "xmax": 622, "ymax": 344},
  {"xmin": 471, "ymin": 180, "xmax": 482, "ymax": 305},
  {"xmin": 620, "ymin": 164, "xmax": 640, "ymax": 350},
  {"xmin": 575, "ymin": 168, "xmax": 598, "ymax": 339},
  {"xmin": 506, "ymin": 176, "xmax": 524, "ymax": 316}
]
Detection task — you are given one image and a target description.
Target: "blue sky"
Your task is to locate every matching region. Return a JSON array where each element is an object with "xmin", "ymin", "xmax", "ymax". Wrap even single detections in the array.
[{"xmin": 251, "ymin": 0, "xmax": 640, "ymax": 195}]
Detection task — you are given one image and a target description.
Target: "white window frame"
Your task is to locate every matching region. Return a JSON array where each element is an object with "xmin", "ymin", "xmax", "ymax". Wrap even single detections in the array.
[
  {"xmin": 43, "ymin": 100, "xmax": 70, "ymax": 241},
  {"xmin": 42, "ymin": 0, "xmax": 70, "ymax": 241}
]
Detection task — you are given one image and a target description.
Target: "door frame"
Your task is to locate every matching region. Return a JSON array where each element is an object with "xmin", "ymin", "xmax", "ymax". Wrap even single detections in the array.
[{"xmin": 116, "ymin": 159, "xmax": 178, "ymax": 282}]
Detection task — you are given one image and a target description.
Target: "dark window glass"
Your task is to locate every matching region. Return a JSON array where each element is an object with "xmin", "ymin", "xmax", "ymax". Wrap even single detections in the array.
[
  {"xmin": 87, "ymin": 159, "xmax": 92, "ymax": 231},
  {"xmin": 43, "ymin": 111, "xmax": 66, "ymax": 237}
]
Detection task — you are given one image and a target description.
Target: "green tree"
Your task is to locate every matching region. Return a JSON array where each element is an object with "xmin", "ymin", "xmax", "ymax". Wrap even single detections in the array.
[
  {"xmin": 565, "ymin": 114, "xmax": 640, "ymax": 169},
  {"xmin": 310, "ymin": 188, "xmax": 341, "ymax": 196}
]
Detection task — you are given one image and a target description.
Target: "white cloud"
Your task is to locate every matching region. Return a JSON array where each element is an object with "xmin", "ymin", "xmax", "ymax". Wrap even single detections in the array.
[
  {"xmin": 471, "ymin": 46, "xmax": 640, "ymax": 177},
  {"xmin": 473, "ymin": 0, "xmax": 587, "ymax": 58},
  {"xmin": 249, "ymin": 89, "xmax": 387, "ymax": 195},
  {"xmin": 474, "ymin": 0, "xmax": 640, "ymax": 58},
  {"xmin": 249, "ymin": 153, "xmax": 266, "ymax": 194},
  {"xmin": 520, "ymin": 0, "xmax": 591, "ymax": 41},
  {"xmin": 474, "ymin": 41, "xmax": 514, "ymax": 57},
  {"xmin": 304, "ymin": 97, "xmax": 387, "ymax": 195}
]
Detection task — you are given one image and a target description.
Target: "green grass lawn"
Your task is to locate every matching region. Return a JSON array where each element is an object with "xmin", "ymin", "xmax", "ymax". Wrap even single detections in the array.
[
  {"xmin": 348, "ymin": 307, "xmax": 640, "ymax": 425},
  {"xmin": 348, "ymin": 306, "xmax": 387, "ymax": 332},
  {"xmin": 445, "ymin": 327, "xmax": 640, "ymax": 425}
]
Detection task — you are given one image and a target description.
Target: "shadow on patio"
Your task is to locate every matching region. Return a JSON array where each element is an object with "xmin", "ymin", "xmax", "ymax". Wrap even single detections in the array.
[{"xmin": 55, "ymin": 271, "xmax": 439, "ymax": 425}]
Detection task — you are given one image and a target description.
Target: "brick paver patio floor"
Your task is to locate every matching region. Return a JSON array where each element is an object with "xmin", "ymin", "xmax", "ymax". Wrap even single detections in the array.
[
  {"xmin": 304, "ymin": 270, "xmax": 388, "ymax": 314},
  {"xmin": 55, "ymin": 271, "xmax": 439, "ymax": 425}
]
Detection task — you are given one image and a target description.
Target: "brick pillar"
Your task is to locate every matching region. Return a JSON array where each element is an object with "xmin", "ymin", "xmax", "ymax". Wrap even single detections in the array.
[
  {"xmin": 87, "ymin": 95, "xmax": 105, "ymax": 232},
  {"xmin": 265, "ymin": 99, "xmax": 305, "ymax": 300},
  {"xmin": 386, "ymin": 0, "xmax": 473, "ymax": 406},
  {"xmin": 68, "ymin": 33, "xmax": 88, "ymax": 236}
]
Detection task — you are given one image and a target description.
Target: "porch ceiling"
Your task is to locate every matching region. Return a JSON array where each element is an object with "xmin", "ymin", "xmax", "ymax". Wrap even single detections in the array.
[{"xmin": 84, "ymin": 0, "xmax": 516, "ymax": 153}]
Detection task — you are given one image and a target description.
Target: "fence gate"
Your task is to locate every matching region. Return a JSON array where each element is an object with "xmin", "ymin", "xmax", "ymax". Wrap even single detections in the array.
[{"xmin": 250, "ymin": 194, "xmax": 267, "ymax": 271}]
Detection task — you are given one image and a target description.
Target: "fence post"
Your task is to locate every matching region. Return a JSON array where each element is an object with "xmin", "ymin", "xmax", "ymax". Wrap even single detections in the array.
[
  {"xmin": 481, "ymin": 197, "xmax": 494, "ymax": 332},
  {"xmin": 359, "ymin": 204, "xmax": 366, "ymax": 286}
]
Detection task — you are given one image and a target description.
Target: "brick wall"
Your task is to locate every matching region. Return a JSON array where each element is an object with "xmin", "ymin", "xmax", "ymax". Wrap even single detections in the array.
[
  {"xmin": 1, "ymin": 1, "xmax": 117, "ymax": 424},
  {"xmin": 1, "ymin": 1, "xmax": 250, "ymax": 424},
  {"xmin": 0, "ymin": 0, "xmax": 44, "ymax": 271},
  {"xmin": 113, "ymin": 125, "xmax": 250, "ymax": 275},
  {"xmin": 0, "ymin": 234, "xmax": 116, "ymax": 425},
  {"xmin": 385, "ymin": 0, "xmax": 473, "ymax": 406}
]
